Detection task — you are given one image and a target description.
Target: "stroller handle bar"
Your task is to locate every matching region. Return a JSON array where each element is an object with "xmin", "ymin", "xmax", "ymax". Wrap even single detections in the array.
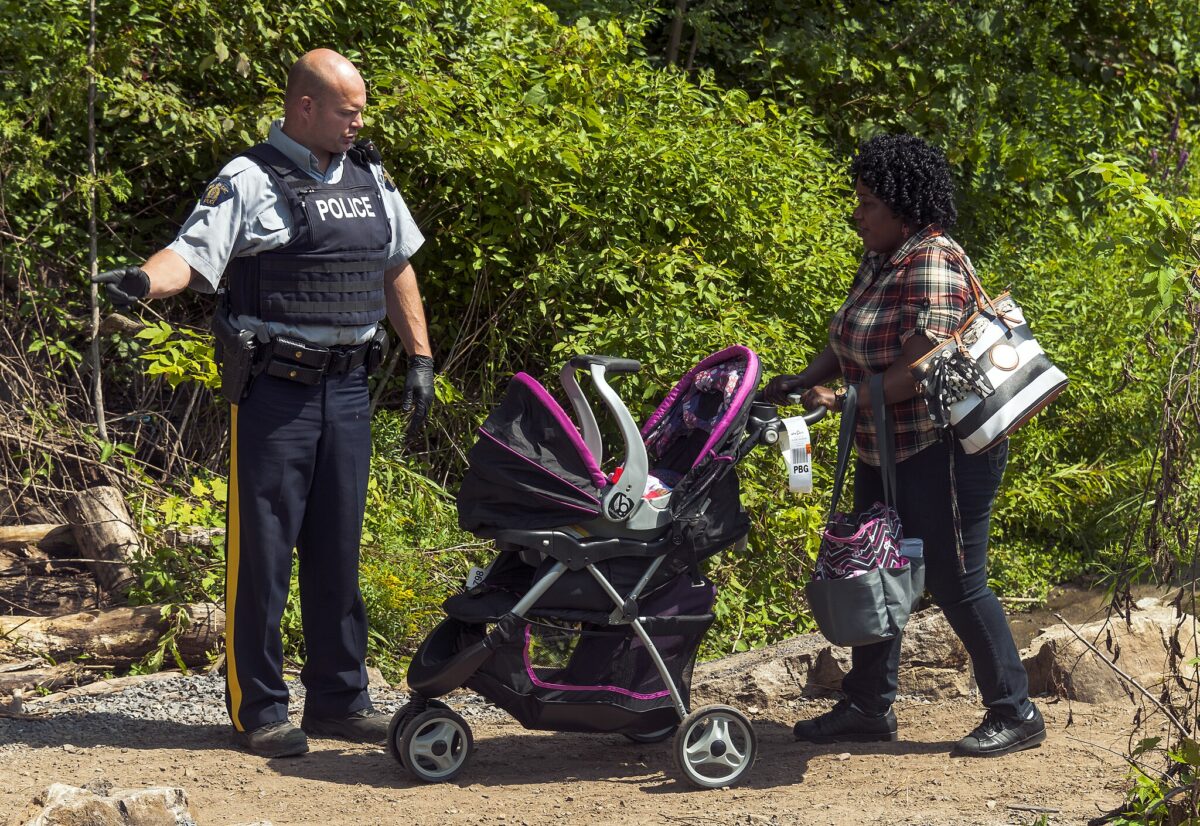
[
  {"xmin": 568, "ymin": 355, "xmax": 642, "ymax": 375},
  {"xmin": 787, "ymin": 395, "xmax": 829, "ymax": 425},
  {"xmin": 745, "ymin": 396, "xmax": 827, "ymax": 452}
]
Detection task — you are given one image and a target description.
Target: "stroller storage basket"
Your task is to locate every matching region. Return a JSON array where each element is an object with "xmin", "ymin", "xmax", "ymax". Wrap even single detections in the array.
[{"xmin": 412, "ymin": 574, "xmax": 715, "ymax": 736}]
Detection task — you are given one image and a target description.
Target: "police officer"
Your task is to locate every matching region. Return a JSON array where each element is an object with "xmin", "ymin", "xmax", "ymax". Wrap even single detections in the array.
[{"xmin": 94, "ymin": 49, "xmax": 433, "ymax": 758}]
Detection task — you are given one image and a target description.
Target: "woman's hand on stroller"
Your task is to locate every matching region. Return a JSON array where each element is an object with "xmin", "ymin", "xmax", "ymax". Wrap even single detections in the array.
[
  {"xmin": 762, "ymin": 373, "xmax": 807, "ymax": 405},
  {"xmin": 802, "ymin": 385, "xmax": 840, "ymax": 414}
]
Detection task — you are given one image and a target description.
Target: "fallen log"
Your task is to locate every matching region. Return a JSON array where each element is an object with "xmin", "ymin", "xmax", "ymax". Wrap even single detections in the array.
[
  {"xmin": 0, "ymin": 524, "xmax": 77, "ymax": 555},
  {"xmin": 0, "ymin": 549, "xmax": 22, "ymax": 577},
  {"xmin": 0, "ymin": 663, "xmax": 88, "ymax": 696},
  {"xmin": 0, "ymin": 573, "xmax": 95, "ymax": 616},
  {"xmin": 0, "ymin": 603, "xmax": 224, "ymax": 669},
  {"xmin": 63, "ymin": 486, "xmax": 138, "ymax": 598}
]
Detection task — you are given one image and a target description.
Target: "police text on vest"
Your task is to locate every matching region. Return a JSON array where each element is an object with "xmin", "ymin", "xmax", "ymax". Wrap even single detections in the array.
[{"xmin": 314, "ymin": 196, "xmax": 377, "ymax": 221}]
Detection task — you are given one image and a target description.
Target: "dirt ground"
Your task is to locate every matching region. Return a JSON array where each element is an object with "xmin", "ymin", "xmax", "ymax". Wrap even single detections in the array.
[{"xmin": 0, "ymin": 693, "xmax": 1138, "ymax": 826}]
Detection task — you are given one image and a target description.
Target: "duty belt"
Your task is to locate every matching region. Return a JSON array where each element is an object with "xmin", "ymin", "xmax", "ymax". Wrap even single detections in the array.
[{"xmin": 262, "ymin": 335, "xmax": 372, "ymax": 385}]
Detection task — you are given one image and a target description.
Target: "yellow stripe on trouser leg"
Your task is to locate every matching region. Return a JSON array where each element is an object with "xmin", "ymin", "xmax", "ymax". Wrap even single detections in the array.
[{"xmin": 226, "ymin": 403, "xmax": 244, "ymax": 731}]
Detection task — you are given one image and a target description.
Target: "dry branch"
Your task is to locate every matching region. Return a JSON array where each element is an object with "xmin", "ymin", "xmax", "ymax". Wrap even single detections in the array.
[
  {"xmin": 0, "ymin": 663, "xmax": 87, "ymax": 696},
  {"xmin": 0, "ymin": 524, "xmax": 77, "ymax": 554}
]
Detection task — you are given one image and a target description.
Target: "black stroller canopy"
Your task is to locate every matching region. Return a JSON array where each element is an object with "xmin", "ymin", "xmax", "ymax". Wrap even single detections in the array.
[{"xmin": 458, "ymin": 372, "xmax": 606, "ymax": 532}]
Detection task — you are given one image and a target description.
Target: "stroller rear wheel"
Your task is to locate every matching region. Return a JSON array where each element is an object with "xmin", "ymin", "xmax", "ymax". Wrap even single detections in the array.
[
  {"xmin": 673, "ymin": 705, "xmax": 757, "ymax": 789},
  {"xmin": 387, "ymin": 698, "xmax": 450, "ymax": 769},
  {"xmin": 398, "ymin": 708, "xmax": 474, "ymax": 783}
]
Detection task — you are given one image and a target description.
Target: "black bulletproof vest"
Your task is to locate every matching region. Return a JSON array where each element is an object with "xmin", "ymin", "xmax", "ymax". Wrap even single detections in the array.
[{"xmin": 227, "ymin": 143, "xmax": 391, "ymax": 327}]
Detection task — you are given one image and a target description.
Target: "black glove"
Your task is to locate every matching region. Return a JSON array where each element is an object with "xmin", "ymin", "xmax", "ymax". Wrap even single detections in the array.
[
  {"xmin": 401, "ymin": 354, "xmax": 436, "ymax": 441},
  {"xmin": 92, "ymin": 266, "xmax": 150, "ymax": 308}
]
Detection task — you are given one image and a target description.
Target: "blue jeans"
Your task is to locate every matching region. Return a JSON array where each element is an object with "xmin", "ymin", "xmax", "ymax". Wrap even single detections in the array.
[{"xmin": 839, "ymin": 436, "xmax": 1033, "ymax": 722}]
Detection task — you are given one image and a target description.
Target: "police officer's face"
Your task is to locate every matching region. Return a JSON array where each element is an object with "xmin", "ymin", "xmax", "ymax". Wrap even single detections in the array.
[{"xmin": 309, "ymin": 75, "xmax": 367, "ymax": 158}]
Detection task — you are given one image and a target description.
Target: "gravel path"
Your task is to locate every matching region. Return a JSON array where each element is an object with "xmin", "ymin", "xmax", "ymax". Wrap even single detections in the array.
[{"xmin": 0, "ymin": 672, "xmax": 505, "ymax": 754}]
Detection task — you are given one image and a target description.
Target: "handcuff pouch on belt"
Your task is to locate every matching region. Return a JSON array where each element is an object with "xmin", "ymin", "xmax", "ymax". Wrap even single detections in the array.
[
  {"xmin": 211, "ymin": 290, "xmax": 259, "ymax": 405},
  {"xmin": 263, "ymin": 329, "xmax": 387, "ymax": 386},
  {"xmin": 265, "ymin": 336, "xmax": 330, "ymax": 385},
  {"xmin": 213, "ymin": 287, "xmax": 389, "ymax": 397}
]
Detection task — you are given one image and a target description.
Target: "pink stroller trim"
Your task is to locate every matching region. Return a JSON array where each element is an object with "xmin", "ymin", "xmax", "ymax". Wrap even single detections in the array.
[
  {"xmin": 522, "ymin": 626, "xmax": 671, "ymax": 700},
  {"xmin": 511, "ymin": 372, "xmax": 609, "ymax": 490},
  {"xmin": 641, "ymin": 345, "xmax": 761, "ymax": 467}
]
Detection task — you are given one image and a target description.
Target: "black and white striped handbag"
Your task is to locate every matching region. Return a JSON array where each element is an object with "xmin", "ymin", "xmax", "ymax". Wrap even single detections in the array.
[{"xmin": 911, "ymin": 268, "xmax": 1068, "ymax": 455}]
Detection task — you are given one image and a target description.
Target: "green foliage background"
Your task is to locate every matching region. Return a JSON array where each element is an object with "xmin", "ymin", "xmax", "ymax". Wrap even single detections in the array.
[{"xmin": 2, "ymin": 0, "xmax": 1197, "ymax": 680}]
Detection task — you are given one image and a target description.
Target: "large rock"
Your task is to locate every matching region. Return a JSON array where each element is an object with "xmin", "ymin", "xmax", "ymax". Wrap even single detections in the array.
[
  {"xmin": 807, "ymin": 646, "xmax": 851, "ymax": 693},
  {"xmin": 692, "ymin": 608, "xmax": 974, "ymax": 707},
  {"xmin": 9, "ymin": 784, "xmax": 196, "ymax": 826},
  {"xmin": 695, "ymin": 599, "xmax": 1197, "ymax": 711},
  {"xmin": 1021, "ymin": 599, "xmax": 1199, "ymax": 703},
  {"xmin": 898, "ymin": 609, "xmax": 973, "ymax": 699},
  {"xmin": 692, "ymin": 632, "xmax": 828, "ymax": 710},
  {"xmin": 796, "ymin": 609, "xmax": 973, "ymax": 700},
  {"xmin": 902, "ymin": 609, "xmax": 968, "ymax": 668}
]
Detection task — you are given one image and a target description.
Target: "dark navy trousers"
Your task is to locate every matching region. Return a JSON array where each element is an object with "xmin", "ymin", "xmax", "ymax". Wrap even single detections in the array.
[
  {"xmin": 225, "ymin": 366, "xmax": 373, "ymax": 731},
  {"xmin": 840, "ymin": 437, "xmax": 1034, "ymax": 722}
]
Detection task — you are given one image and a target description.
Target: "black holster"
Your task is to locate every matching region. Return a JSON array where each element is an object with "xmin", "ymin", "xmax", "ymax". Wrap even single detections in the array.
[
  {"xmin": 366, "ymin": 325, "xmax": 390, "ymax": 374},
  {"xmin": 211, "ymin": 291, "xmax": 259, "ymax": 405}
]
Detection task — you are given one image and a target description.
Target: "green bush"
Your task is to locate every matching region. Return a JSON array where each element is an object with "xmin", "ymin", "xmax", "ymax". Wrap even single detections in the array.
[{"xmin": 2, "ymin": 0, "xmax": 1195, "ymax": 671}]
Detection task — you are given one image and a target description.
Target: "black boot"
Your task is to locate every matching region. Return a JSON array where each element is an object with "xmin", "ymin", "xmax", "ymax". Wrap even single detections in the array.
[
  {"xmin": 793, "ymin": 698, "xmax": 898, "ymax": 744},
  {"xmin": 231, "ymin": 721, "xmax": 309, "ymax": 758},
  {"xmin": 301, "ymin": 707, "xmax": 390, "ymax": 743},
  {"xmin": 952, "ymin": 704, "xmax": 1046, "ymax": 757}
]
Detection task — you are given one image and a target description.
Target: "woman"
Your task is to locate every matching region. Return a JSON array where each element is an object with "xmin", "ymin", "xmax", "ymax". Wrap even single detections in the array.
[{"xmin": 765, "ymin": 134, "xmax": 1044, "ymax": 757}]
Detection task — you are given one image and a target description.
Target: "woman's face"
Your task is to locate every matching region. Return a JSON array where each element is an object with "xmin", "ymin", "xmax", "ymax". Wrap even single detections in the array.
[{"xmin": 852, "ymin": 179, "xmax": 908, "ymax": 255}]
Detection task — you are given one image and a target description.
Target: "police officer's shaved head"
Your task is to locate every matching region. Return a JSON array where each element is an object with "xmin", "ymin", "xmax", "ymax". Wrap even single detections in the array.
[
  {"xmin": 285, "ymin": 49, "xmax": 363, "ymax": 108},
  {"xmin": 282, "ymin": 49, "xmax": 368, "ymax": 171}
]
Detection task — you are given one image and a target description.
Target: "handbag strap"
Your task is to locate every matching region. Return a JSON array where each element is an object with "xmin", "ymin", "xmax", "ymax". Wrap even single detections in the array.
[
  {"xmin": 870, "ymin": 372, "xmax": 898, "ymax": 509},
  {"xmin": 825, "ymin": 373, "xmax": 898, "ymax": 522},
  {"xmin": 949, "ymin": 249, "xmax": 1019, "ymax": 334},
  {"xmin": 825, "ymin": 384, "xmax": 858, "ymax": 521}
]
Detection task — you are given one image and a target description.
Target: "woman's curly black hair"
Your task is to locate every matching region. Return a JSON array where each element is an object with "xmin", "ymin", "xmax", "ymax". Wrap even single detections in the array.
[{"xmin": 851, "ymin": 134, "xmax": 957, "ymax": 229}]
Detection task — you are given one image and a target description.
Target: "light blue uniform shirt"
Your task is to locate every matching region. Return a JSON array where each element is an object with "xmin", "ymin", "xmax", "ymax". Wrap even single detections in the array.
[{"xmin": 167, "ymin": 119, "xmax": 425, "ymax": 346}]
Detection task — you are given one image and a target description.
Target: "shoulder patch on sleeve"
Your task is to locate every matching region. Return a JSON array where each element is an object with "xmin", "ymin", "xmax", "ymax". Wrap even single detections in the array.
[
  {"xmin": 200, "ymin": 177, "xmax": 235, "ymax": 207},
  {"xmin": 381, "ymin": 168, "xmax": 397, "ymax": 192}
]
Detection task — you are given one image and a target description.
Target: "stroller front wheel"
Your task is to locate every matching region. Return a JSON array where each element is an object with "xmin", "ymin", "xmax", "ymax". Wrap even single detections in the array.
[
  {"xmin": 388, "ymin": 698, "xmax": 451, "ymax": 769},
  {"xmin": 398, "ymin": 708, "xmax": 474, "ymax": 783},
  {"xmin": 673, "ymin": 705, "xmax": 757, "ymax": 789}
]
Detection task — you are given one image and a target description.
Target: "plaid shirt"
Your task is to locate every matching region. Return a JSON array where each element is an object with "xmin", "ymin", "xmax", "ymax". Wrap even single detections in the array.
[{"xmin": 829, "ymin": 226, "xmax": 973, "ymax": 466}]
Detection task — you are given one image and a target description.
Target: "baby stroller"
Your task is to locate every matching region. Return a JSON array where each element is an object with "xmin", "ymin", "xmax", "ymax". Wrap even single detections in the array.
[{"xmin": 388, "ymin": 346, "xmax": 824, "ymax": 788}]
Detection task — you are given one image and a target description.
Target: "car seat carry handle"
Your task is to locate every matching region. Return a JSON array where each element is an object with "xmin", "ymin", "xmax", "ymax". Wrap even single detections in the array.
[
  {"xmin": 587, "ymin": 363, "xmax": 649, "ymax": 522},
  {"xmin": 568, "ymin": 355, "xmax": 641, "ymax": 374},
  {"xmin": 559, "ymin": 362, "xmax": 604, "ymax": 465},
  {"xmin": 559, "ymin": 355, "xmax": 650, "ymax": 523}
]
